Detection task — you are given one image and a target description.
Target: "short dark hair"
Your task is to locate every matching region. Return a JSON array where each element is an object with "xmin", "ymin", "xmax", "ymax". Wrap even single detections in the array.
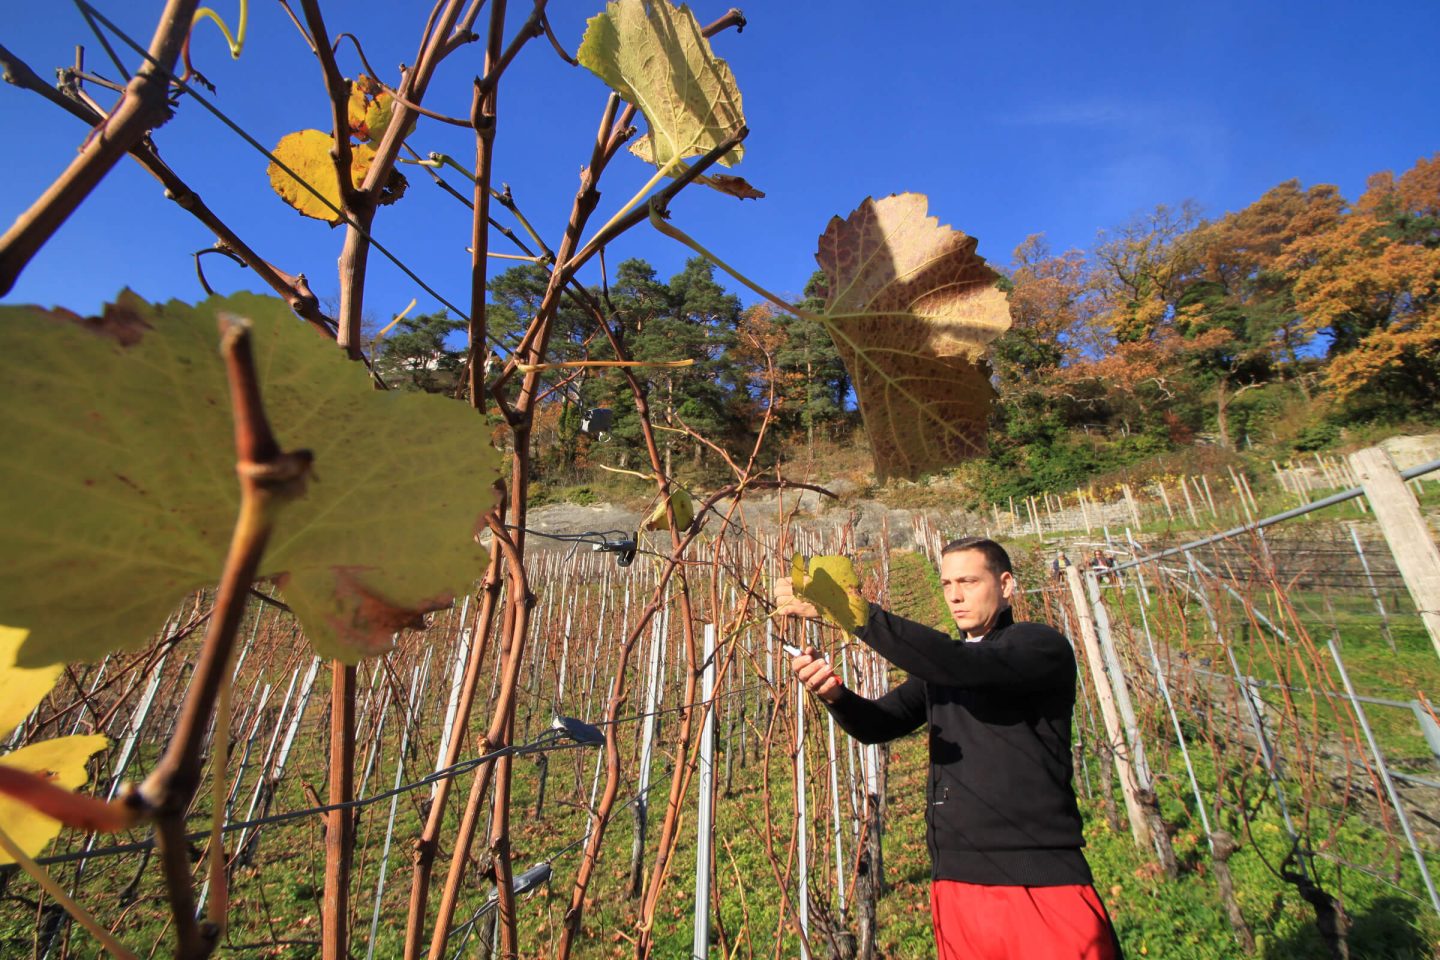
[{"xmin": 940, "ymin": 537, "xmax": 1012, "ymax": 576}]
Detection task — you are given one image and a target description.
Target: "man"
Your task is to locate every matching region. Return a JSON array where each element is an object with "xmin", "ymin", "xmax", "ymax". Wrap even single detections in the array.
[{"xmin": 778, "ymin": 537, "xmax": 1121, "ymax": 960}]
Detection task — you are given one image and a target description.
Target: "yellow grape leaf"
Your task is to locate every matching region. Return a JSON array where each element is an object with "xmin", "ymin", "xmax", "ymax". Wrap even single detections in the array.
[
  {"xmin": 577, "ymin": 0, "xmax": 745, "ymax": 175},
  {"xmin": 642, "ymin": 488, "xmax": 695, "ymax": 532},
  {"xmin": 814, "ymin": 193, "xmax": 1012, "ymax": 481},
  {"xmin": 267, "ymin": 130, "xmax": 407, "ymax": 224},
  {"xmin": 791, "ymin": 554, "xmax": 869, "ymax": 633},
  {"xmin": 0, "ymin": 627, "xmax": 61, "ymax": 738},
  {"xmin": 347, "ymin": 75, "xmax": 394, "ymax": 144},
  {"xmin": 0, "ymin": 293, "xmax": 502, "ymax": 666},
  {"xmin": 0, "ymin": 735, "xmax": 108, "ymax": 866}
]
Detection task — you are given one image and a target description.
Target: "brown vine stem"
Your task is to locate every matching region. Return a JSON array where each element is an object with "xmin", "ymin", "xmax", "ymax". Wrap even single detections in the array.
[
  {"xmin": 0, "ymin": 45, "xmax": 337, "ymax": 336},
  {"xmin": 334, "ymin": 0, "xmax": 545, "ymax": 358},
  {"xmin": 465, "ymin": 0, "xmax": 511, "ymax": 413},
  {"xmin": 332, "ymin": 0, "xmax": 464, "ymax": 353},
  {"xmin": 425, "ymin": 517, "xmax": 532, "ymax": 960},
  {"xmin": 322, "ymin": 662, "xmax": 355, "ymax": 960},
  {"xmin": 301, "ymin": 0, "xmax": 375, "ymax": 922},
  {"xmin": 551, "ymin": 292, "xmax": 710, "ymax": 959},
  {"xmin": 136, "ymin": 315, "xmax": 312, "ymax": 960},
  {"xmin": 422, "ymin": 59, "xmax": 626, "ymax": 960},
  {"xmin": 297, "ymin": 0, "xmax": 358, "ymax": 211},
  {"xmin": 0, "ymin": 0, "xmax": 200, "ymax": 296},
  {"xmin": 633, "ymin": 385, "xmax": 783, "ymax": 960},
  {"xmin": 400, "ymin": 502, "xmax": 505, "ymax": 960}
]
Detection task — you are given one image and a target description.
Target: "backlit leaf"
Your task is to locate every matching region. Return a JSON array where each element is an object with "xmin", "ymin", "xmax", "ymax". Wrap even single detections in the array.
[
  {"xmin": 0, "ymin": 627, "xmax": 61, "ymax": 738},
  {"xmin": 0, "ymin": 735, "xmax": 108, "ymax": 865},
  {"xmin": 347, "ymin": 75, "xmax": 394, "ymax": 144},
  {"xmin": 695, "ymin": 172, "xmax": 764, "ymax": 200},
  {"xmin": 577, "ymin": 0, "xmax": 745, "ymax": 175},
  {"xmin": 814, "ymin": 193, "xmax": 1012, "ymax": 481},
  {"xmin": 791, "ymin": 554, "xmax": 869, "ymax": 633},
  {"xmin": 0, "ymin": 292, "xmax": 502, "ymax": 666},
  {"xmin": 267, "ymin": 130, "xmax": 407, "ymax": 224},
  {"xmin": 642, "ymin": 488, "xmax": 695, "ymax": 532}
]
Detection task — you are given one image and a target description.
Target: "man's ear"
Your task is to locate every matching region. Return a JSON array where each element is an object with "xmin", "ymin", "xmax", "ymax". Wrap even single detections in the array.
[{"xmin": 999, "ymin": 571, "xmax": 1016, "ymax": 600}]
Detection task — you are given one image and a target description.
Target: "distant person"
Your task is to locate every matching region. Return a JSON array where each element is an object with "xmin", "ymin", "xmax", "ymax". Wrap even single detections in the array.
[
  {"xmin": 1090, "ymin": 549, "xmax": 1117, "ymax": 584},
  {"xmin": 1052, "ymin": 551, "xmax": 1071, "ymax": 579},
  {"xmin": 777, "ymin": 537, "xmax": 1122, "ymax": 960}
]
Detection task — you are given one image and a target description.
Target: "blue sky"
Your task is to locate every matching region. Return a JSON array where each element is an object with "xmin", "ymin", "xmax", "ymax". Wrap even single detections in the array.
[{"xmin": 3, "ymin": 0, "xmax": 1437, "ymax": 319}]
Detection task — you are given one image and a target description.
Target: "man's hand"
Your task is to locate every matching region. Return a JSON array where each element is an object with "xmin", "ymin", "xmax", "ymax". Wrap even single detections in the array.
[
  {"xmin": 791, "ymin": 646, "xmax": 843, "ymax": 703},
  {"xmin": 773, "ymin": 576, "xmax": 820, "ymax": 619}
]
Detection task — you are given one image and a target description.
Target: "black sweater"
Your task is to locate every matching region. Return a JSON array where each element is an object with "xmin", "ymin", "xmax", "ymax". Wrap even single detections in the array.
[{"xmin": 826, "ymin": 605, "xmax": 1092, "ymax": 887}]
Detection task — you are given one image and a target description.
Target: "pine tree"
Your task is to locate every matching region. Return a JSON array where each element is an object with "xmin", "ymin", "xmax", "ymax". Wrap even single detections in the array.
[{"xmin": 372, "ymin": 310, "xmax": 466, "ymax": 394}]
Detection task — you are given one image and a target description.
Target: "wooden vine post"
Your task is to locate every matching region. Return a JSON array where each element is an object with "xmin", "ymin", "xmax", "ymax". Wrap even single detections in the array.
[
  {"xmin": 1063, "ymin": 565, "xmax": 1153, "ymax": 851},
  {"xmin": 1349, "ymin": 446, "xmax": 1440, "ymax": 659}
]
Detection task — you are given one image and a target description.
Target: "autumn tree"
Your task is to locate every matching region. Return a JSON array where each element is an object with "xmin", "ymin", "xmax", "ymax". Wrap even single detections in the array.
[
  {"xmin": 1090, "ymin": 201, "xmax": 1202, "ymax": 343},
  {"xmin": 1192, "ymin": 178, "xmax": 1345, "ymax": 389},
  {"xmin": 963, "ymin": 237, "xmax": 1104, "ymax": 499},
  {"xmin": 1283, "ymin": 154, "xmax": 1440, "ymax": 407},
  {"xmin": 1044, "ymin": 205, "xmax": 1205, "ymax": 438},
  {"xmin": 994, "ymin": 234, "xmax": 1090, "ymax": 390}
]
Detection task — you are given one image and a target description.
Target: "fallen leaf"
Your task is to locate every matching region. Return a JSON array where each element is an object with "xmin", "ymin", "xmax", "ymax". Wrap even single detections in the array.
[
  {"xmin": 0, "ymin": 292, "xmax": 502, "ymax": 665},
  {"xmin": 578, "ymin": 0, "xmax": 745, "ymax": 172},
  {"xmin": 791, "ymin": 554, "xmax": 869, "ymax": 633},
  {"xmin": 813, "ymin": 193, "xmax": 1011, "ymax": 480}
]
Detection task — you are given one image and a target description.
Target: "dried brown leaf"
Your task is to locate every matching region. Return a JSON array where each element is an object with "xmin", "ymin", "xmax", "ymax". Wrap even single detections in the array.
[{"xmin": 814, "ymin": 193, "xmax": 1011, "ymax": 481}]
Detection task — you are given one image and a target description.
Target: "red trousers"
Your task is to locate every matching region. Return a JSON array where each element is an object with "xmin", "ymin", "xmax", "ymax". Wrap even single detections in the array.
[{"xmin": 931, "ymin": 880, "xmax": 1122, "ymax": 960}]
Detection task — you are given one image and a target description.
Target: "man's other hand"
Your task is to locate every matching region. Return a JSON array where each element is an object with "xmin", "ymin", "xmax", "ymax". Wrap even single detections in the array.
[
  {"xmin": 791, "ymin": 646, "xmax": 843, "ymax": 703},
  {"xmin": 774, "ymin": 576, "xmax": 820, "ymax": 619}
]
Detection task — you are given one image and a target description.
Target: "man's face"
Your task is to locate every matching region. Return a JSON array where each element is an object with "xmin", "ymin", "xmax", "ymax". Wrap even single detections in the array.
[{"xmin": 939, "ymin": 548, "xmax": 1015, "ymax": 639}]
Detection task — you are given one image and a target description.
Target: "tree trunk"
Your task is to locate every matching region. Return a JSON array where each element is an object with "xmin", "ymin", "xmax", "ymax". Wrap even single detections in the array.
[
  {"xmin": 1215, "ymin": 374, "xmax": 1232, "ymax": 449},
  {"xmin": 1211, "ymin": 831, "xmax": 1256, "ymax": 953}
]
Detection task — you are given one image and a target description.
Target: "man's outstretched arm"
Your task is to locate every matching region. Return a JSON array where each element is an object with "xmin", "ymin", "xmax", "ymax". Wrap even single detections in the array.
[
  {"xmin": 860, "ymin": 606, "xmax": 1074, "ymax": 693},
  {"xmin": 791, "ymin": 646, "xmax": 925, "ymax": 744}
]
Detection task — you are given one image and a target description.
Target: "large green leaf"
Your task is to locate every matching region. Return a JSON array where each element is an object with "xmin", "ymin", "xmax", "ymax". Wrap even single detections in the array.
[
  {"xmin": 0, "ymin": 293, "xmax": 501, "ymax": 666},
  {"xmin": 814, "ymin": 193, "xmax": 1012, "ymax": 481},
  {"xmin": 577, "ymin": 0, "xmax": 745, "ymax": 172}
]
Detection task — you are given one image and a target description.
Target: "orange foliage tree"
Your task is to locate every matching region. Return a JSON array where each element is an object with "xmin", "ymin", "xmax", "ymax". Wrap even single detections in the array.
[{"xmin": 1282, "ymin": 154, "xmax": 1440, "ymax": 404}]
